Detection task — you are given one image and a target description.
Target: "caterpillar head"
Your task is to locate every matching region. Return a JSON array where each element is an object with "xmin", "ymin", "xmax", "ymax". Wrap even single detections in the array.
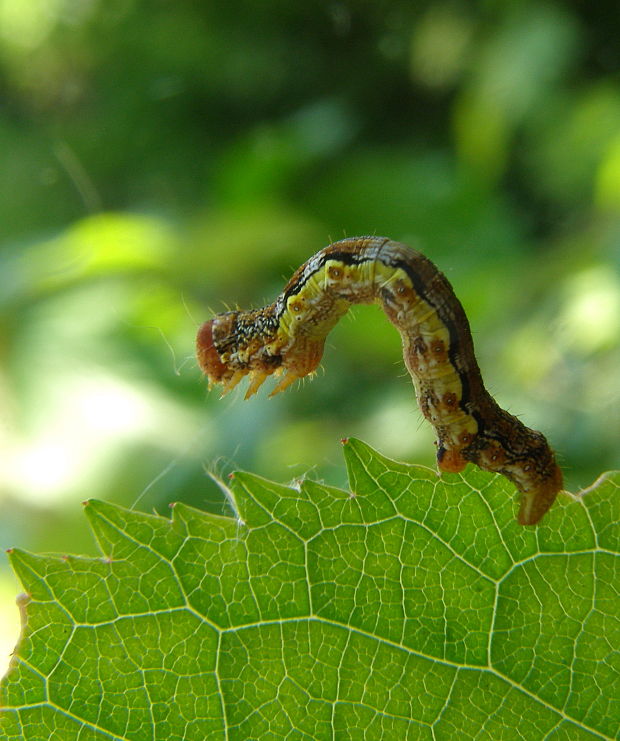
[{"xmin": 196, "ymin": 319, "xmax": 231, "ymax": 385}]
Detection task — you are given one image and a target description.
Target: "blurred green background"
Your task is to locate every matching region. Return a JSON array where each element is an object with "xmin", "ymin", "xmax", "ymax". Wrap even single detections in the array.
[{"xmin": 1, "ymin": 1, "xmax": 619, "ymax": 670}]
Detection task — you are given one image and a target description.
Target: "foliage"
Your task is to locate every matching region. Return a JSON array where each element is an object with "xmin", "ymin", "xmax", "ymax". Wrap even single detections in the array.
[
  {"xmin": 1, "ymin": 440, "xmax": 618, "ymax": 739},
  {"xmin": 1, "ymin": 0, "xmax": 619, "ymax": 700}
]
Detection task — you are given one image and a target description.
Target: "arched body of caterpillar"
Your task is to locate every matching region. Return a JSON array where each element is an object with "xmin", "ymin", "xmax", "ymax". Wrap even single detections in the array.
[{"xmin": 196, "ymin": 236, "xmax": 563, "ymax": 525}]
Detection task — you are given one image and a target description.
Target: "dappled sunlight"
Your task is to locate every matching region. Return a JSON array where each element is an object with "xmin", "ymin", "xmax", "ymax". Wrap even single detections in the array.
[
  {"xmin": 0, "ymin": 0, "xmax": 64, "ymax": 52},
  {"xmin": 60, "ymin": 212, "xmax": 176, "ymax": 273},
  {"xmin": 560, "ymin": 265, "xmax": 620, "ymax": 354},
  {"xmin": 3, "ymin": 371, "xmax": 205, "ymax": 505},
  {"xmin": 361, "ymin": 391, "xmax": 435, "ymax": 463},
  {"xmin": 1, "ymin": 211, "xmax": 209, "ymax": 513},
  {"xmin": 17, "ymin": 212, "xmax": 176, "ymax": 294},
  {"xmin": 409, "ymin": 4, "xmax": 472, "ymax": 89},
  {"xmin": 504, "ymin": 324, "xmax": 562, "ymax": 388}
]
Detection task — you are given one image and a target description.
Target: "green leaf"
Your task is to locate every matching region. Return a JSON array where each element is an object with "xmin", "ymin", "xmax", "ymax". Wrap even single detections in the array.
[{"xmin": 1, "ymin": 439, "xmax": 618, "ymax": 740}]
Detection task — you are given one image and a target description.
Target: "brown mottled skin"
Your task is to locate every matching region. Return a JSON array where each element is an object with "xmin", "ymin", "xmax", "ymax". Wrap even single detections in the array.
[{"xmin": 197, "ymin": 237, "xmax": 563, "ymax": 525}]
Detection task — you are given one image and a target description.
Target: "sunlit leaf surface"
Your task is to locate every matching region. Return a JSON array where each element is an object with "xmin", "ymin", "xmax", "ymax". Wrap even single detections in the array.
[{"xmin": 1, "ymin": 439, "xmax": 618, "ymax": 740}]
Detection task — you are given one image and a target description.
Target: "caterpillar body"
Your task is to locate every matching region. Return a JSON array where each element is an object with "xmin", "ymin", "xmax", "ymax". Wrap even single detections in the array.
[{"xmin": 197, "ymin": 236, "xmax": 563, "ymax": 525}]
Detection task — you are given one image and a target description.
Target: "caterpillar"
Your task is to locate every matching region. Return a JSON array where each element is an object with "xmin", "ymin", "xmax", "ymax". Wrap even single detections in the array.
[{"xmin": 196, "ymin": 236, "xmax": 563, "ymax": 525}]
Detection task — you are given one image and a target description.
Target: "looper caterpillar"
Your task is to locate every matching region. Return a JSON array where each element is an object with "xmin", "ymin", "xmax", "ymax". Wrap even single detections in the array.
[{"xmin": 197, "ymin": 237, "xmax": 563, "ymax": 525}]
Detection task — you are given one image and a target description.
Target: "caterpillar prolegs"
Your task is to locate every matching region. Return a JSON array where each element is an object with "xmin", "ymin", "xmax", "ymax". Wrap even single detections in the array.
[{"xmin": 197, "ymin": 237, "xmax": 563, "ymax": 525}]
